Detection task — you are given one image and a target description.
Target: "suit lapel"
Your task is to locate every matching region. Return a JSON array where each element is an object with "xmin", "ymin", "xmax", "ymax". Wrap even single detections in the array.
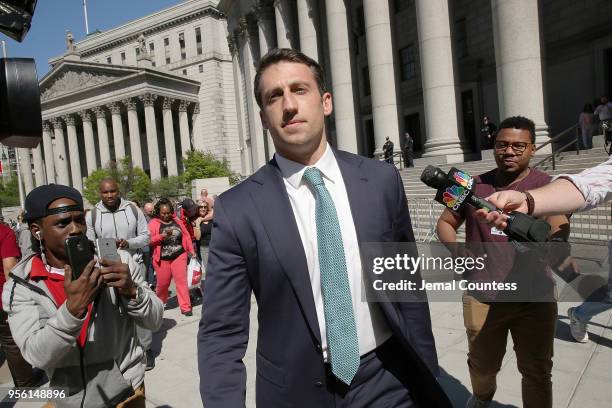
[
  {"xmin": 250, "ymin": 161, "xmax": 322, "ymax": 343},
  {"xmin": 335, "ymin": 151, "xmax": 398, "ymax": 312}
]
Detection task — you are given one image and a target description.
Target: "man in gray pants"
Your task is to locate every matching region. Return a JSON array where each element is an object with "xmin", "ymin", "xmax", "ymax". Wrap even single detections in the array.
[{"xmin": 86, "ymin": 177, "xmax": 156, "ymax": 370}]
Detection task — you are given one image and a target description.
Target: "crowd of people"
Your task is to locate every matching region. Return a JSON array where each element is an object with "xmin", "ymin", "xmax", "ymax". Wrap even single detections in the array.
[{"xmin": 0, "ymin": 180, "xmax": 215, "ymax": 406}]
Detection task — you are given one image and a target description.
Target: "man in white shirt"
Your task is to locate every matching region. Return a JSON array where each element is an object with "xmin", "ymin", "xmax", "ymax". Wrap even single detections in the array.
[{"xmin": 197, "ymin": 48, "xmax": 450, "ymax": 408}]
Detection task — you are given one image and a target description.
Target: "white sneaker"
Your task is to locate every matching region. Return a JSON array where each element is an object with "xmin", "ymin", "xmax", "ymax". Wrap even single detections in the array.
[
  {"xmin": 465, "ymin": 395, "xmax": 491, "ymax": 408},
  {"xmin": 568, "ymin": 307, "xmax": 589, "ymax": 343}
]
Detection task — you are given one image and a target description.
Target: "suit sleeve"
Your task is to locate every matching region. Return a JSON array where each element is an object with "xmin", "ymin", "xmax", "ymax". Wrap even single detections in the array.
[
  {"xmin": 391, "ymin": 167, "xmax": 440, "ymax": 377},
  {"xmin": 198, "ymin": 199, "xmax": 252, "ymax": 408}
]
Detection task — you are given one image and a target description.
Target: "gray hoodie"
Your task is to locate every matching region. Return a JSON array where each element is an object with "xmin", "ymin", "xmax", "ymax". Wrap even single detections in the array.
[
  {"xmin": 2, "ymin": 251, "xmax": 163, "ymax": 408},
  {"xmin": 86, "ymin": 199, "xmax": 150, "ymax": 261}
]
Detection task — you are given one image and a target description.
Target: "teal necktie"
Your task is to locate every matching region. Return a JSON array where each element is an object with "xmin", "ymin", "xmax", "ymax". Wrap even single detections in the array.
[{"xmin": 302, "ymin": 167, "xmax": 360, "ymax": 386}]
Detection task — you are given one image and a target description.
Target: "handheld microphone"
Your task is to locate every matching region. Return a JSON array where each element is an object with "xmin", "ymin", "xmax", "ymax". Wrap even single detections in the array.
[{"xmin": 420, "ymin": 165, "xmax": 550, "ymax": 243}]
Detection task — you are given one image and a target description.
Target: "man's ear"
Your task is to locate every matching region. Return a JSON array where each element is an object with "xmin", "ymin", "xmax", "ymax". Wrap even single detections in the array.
[
  {"xmin": 260, "ymin": 110, "xmax": 269, "ymax": 130},
  {"xmin": 30, "ymin": 223, "xmax": 41, "ymax": 240},
  {"xmin": 322, "ymin": 92, "xmax": 333, "ymax": 116}
]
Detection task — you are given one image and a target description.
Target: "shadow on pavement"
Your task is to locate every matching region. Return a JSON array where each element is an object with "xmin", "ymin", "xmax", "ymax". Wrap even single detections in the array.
[
  {"xmin": 556, "ymin": 317, "xmax": 612, "ymax": 348},
  {"xmin": 151, "ymin": 318, "xmax": 177, "ymax": 359},
  {"xmin": 438, "ymin": 367, "xmax": 519, "ymax": 407}
]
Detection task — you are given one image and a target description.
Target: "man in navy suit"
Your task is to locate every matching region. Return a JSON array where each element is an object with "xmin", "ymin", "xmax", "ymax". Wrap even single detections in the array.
[{"xmin": 198, "ymin": 48, "xmax": 451, "ymax": 408}]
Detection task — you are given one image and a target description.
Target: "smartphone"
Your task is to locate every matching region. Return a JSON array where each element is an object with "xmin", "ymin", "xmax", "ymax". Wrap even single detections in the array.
[
  {"xmin": 64, "ymin": 235, "xmax": 94, "ymax": 280},
  {"xmin": 96, "ymin": 238, "xmax": 121, "ymax": 262}
]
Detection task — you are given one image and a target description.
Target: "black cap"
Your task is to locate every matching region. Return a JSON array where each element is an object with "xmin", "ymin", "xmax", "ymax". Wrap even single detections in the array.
[
  {"xmin": 24, "ymin": 184, "xmax": 84, "ymax": 221},
  {"xmin": 181, "ymin": 198, "xmax": 198, "ymax": 217}
]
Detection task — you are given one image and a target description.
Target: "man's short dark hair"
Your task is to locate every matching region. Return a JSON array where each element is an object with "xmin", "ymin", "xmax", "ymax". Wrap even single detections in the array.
[
  {"xmin": 498, "ymin": 116, "xmax": 536, "ymax": 143},
  {"xmin": 254, "ymin": 48, "xmax": 327, "ymax": 108}
]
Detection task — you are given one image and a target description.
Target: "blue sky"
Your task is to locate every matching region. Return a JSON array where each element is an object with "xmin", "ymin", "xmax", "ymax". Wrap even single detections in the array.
[{"xmin": 3, "ymin": 0, "xmax": 181, "ymax": 77}]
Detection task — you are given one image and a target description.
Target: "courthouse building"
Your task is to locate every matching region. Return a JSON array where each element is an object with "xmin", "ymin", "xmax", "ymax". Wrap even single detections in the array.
[
  {"xmin": 17, "ymin": 0, "xmax": 244, "ymax": 195},
  {"xmin": 220, "ymin": 0, "xmax": 612, "ymax": 170}
]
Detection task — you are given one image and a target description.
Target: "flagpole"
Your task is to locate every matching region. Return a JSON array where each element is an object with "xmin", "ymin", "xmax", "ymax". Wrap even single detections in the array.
[{"xmin": 83, "ymin": 0, "xmax": 90, "ymax": 34}]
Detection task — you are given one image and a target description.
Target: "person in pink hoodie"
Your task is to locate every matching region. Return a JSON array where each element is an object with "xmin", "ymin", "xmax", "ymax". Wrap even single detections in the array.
[{"xmin": 148, "ymin": 198, "xmax": 195, "ymax": 316}]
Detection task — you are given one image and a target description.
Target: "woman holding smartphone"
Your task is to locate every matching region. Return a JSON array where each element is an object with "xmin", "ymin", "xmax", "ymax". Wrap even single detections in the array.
[
  {"xmin": 193, "ymin": 204, "xmax": 213, "ymax": 267},
  {"xmin": 148, "ymin": 198, "xmax": 195, "ymax": 316}
]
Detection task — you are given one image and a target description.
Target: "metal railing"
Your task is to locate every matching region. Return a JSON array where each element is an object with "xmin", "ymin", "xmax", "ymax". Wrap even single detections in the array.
[
  {"xmin": 533, "ymin": 124, "xmax": 579, "ymax": 170},
  {"xmin": 407, "ymin": 198, "xmax": 442, "ymax": 242}
]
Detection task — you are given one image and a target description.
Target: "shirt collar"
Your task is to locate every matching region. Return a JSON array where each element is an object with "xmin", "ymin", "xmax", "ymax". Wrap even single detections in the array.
[
  {"xmin": 30, "ymin": 256, "xmax": 65, "ymax": 281},
  {"xmin": 275, "ymin": 144, "xmax": 341, "ymax": 189}
]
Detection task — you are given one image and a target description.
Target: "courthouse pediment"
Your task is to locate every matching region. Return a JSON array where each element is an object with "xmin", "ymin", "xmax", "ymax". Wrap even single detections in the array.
[{"xmin": 40, "ymin": 61, "xmax": 140, "ymax": 102}]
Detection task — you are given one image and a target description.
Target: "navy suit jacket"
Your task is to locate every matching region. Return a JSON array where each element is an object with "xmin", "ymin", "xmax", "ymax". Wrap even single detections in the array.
[{"xmin": 198, "ymin": 149, "xmax": 451, "ymax": 407}]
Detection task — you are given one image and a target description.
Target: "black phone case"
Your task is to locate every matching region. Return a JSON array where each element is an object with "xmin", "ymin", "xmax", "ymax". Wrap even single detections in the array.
[{"xmin": 64, "ymin": 236, "xmax": 94, "ymax": 280}]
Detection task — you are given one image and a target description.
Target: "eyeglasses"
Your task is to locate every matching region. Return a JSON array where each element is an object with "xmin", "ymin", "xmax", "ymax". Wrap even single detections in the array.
[{"xmin": 494, "ymin": 141, "xmax": 532, "ymax": 152}]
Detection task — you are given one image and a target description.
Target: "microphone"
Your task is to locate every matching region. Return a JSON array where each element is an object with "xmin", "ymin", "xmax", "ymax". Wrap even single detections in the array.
[{"xmin": 420, "ymin": 165, "xmax": 550, "ymax": 243}]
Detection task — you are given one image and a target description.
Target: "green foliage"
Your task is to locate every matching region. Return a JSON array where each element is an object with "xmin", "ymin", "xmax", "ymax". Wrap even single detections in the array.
[
  {"xmin": 0, "ymin": 177, "xmax": 20, "ymax": 207},
  {"xmin": 82, "ymin": 156, "xmax": 152, "ymax": 204},
  {"xmin": 150, "ymin": 175, "xmax": 185, "ymax": 199},
  {"xmin": 181, "ymin": 150, "xmax": 240, "ymax": 186}
]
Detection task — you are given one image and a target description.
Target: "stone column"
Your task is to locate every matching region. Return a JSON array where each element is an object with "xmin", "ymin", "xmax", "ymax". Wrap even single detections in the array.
[
  {"xmin": 228, "ymin": 34, "xmax": 252, "ymax": 174},
  {"xmin": 256, "ymin": 2, "xmax": 277, "ymax": 54},
  {"xmin": 238, "ymin": 18, "xmax": 267, "ymax": 170},
  {"xmin": 255, "ymin": 3, "xmax": 277, "ymax": 159},
  {"xmin": 363, "ymin": 0, "xmax": 402, "ymax": 150},
  {"xmin": 191, "ymin": 103, "xmax": 201, "ymax": 152},
  {"xmin": 32, "ymin": 144, "xmax": 45, "ymax": 187},
  {"xmin": 93, "ymin": 107, "xmax": 111, "ymax": 167},
  {"xmin": 18, "ymin": 148, "xmax": 33, "ymax": 194},
  {"xmin": 109, "ymin": 102, "xmax": 126, "ymax": 161},
  {"xmin": 162, "ymin": 97, "xmax": 178, "ymax": 176},
  {"xmin": 140, "ymin": 93, "xmax": 161, "ymax": 180},
  {"xmin": 415, "ymin": 0, "xmax": 465, "ymax": 159},
  {"xmin": 63, "ymin": 115, "xmax": 82, "ymax": 192},
  {"xmin": 42, "ymin": 122, "xmax": 55, "ymax": 183},
  {"xmin": 274, "ymin": 0, "xmax": 298, "ymax": 49},
  {"xmin": 78, "ymin": 110, "xmax": 97, "ymax": 175},
  {"xmin": 123, "ymin": 98, "xmax": 144, "ymax": 169},
  {"xmin": 51, "ymin": 118, "xmax": 70, "ymax": 186},
  {"xmin": 325, "ymin": 0, "xmax": 358, "ymax": 153},
  {"xmin": 178, "ymin": 100, "xmax": 192, "ymax": 157},
  {"xmin": 296, "ymin": 0, "xmax": 319, "ymax": 61},
  {"xmin": 492, "ymin": 0, "xmax": 550, "ymax": 149}
]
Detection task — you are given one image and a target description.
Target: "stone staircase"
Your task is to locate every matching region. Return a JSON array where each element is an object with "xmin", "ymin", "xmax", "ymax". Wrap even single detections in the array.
[{"xmin": 402, "ymin": 134, "xmax": 611, "ymax": 243}]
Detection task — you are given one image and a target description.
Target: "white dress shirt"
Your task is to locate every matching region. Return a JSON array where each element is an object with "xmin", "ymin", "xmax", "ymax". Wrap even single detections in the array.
[{"xmin": 275, "ymin": 144, "xmax": 391, "ymax": 360}]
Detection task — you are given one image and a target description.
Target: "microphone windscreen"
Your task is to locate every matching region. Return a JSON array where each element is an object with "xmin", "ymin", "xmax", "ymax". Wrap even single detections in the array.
[{"xmin": 420, "ymin": 165, "xmax": 448, "ymax": 190}]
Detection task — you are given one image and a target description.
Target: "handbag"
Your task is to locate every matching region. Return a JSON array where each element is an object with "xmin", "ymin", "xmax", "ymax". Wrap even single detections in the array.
[{"xmin": 187, "ymin": 256, "xmax": 203, "ymax": 289}]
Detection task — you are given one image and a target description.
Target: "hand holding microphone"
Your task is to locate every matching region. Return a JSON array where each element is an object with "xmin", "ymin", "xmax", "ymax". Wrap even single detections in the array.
[{"xmin": 420, "ymin": 165, "xmax": 550, "ymax": 242}]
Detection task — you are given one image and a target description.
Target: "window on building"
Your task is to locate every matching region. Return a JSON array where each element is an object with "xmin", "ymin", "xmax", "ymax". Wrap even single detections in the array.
[
  {"xmin": 362, "ymin": 66, "xmax": 371, "ymax": 96},
  {"xmin": 166, "ymin": 56, "xmax": 171, "ymax": 64},
  {"xmin": 395, "ymin": 0, "xmax": 411, "ymax": 13},
  {"xmin": 179, "ymin": 32, "xmax": 186, "ymax": 60},
  {"xmin": 183, "ymin": 69, "xmax": 187, "ymax": 75},
  {"xmin": 120, "ymin": 52, "xmax": 126, "ymax": 64},
  {"xmin": 198, "ymin": 64, "xmax": 203, "ymax": 73},
  {"xmin": 135, "ymin": 47, "xmax": 140, "ymax": 57},
  {"xmin": 106, "ymin": 56, "xmax": 112, "ymax": 64},
  {"xmin": 163, "ymin": 37, "xmax": 170, "ymax": 64},
  {"xmin": 163, "ymin": 37, "xmax": 169, "ymax": 46},
  {"xmin": 195, "ymin": 27, "xmax": 202, "ymax": 55},
  {"xmin": 355, "ymin": 6, "xmax": 365, "ymax": 36},
  {"xmin": 454, "ymin": 18, "xmax": 468, "ymax": 58},
  {"xmin": 152, "ymin": 61, "xmax": 156, "ymax": 67},
  {"xmin": 149, "ymin": 42, "xmax": 155, "ymax": 57},
  {"xmin": 399, "ymin": 45, "xmax": 416, "ymax": 81}
]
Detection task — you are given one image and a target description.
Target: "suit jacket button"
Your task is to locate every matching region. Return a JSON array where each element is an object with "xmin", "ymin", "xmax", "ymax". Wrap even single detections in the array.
[
  {"xmin": 316, "ymin": 344, "xmax": 322, "ymax": 353},
  {"xmin": 315, "ymin": 381, "xmax": 323, "ymax": 388}
]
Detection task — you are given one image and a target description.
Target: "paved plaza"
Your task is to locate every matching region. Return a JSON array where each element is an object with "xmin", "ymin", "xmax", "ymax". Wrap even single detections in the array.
[{"xmin": 1, "ymin": 294, "xmax": 610, "ymax": 407}]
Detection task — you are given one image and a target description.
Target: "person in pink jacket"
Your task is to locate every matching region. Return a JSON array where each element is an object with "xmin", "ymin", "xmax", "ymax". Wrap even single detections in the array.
[{"xmin": 148, "ymin": 198, "xmax": 195, "ymax": 316}]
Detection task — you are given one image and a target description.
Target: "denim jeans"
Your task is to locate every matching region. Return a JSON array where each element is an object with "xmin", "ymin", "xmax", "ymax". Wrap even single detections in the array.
[{"xmin": 574, "ymin": 240, "xmax": 612, "ymax": 323}]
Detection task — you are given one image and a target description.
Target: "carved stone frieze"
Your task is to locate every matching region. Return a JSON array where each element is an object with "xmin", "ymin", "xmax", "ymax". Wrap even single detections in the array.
[{"xmin": 41, "ymin": 70, "xmax": 118, "ymax": 101}]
